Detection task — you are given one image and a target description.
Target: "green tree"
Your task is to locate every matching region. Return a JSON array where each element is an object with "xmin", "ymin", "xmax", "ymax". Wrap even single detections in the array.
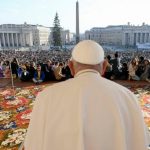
[{"xmin": 52, "ymin": 12, "xmax": 62, "ymax": 47}]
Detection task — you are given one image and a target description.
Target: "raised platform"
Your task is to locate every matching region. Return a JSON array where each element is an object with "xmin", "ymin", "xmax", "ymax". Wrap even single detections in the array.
[
  {"xmin": 0, "ymin": 78, "xmax": 149, "ymax": 149},
  {"xmin": 0, "ymin": 78, "xmax": 149, "ymax": 89}
]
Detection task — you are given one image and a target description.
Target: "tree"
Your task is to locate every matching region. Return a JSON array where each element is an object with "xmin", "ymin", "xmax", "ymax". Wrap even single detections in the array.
[{"xmin": 52, "ymin": 13, "xmax": 62, "ymax": 47}]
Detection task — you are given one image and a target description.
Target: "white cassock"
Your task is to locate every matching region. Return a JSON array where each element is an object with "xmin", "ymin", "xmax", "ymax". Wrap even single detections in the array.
[{"xmin": 24, "ymin": 69, "xmax": 150, "ymax": 150}]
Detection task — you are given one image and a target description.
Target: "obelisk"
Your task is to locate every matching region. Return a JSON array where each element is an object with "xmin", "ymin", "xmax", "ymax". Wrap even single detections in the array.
[{"xmin": 76, "ymin": 1, "xmax": 80, "ymax": 44}]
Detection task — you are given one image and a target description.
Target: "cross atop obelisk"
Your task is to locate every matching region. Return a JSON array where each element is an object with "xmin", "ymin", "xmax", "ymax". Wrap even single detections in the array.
[{"xmin": 76, "ymin": 0, "xmax": 80, "ymax": 44}]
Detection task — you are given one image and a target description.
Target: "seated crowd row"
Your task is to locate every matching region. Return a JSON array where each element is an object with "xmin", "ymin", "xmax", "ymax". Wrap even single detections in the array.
[
  {"xmin": 0, "ymin": 53, "xmax": 150, "ymax": 83},
  {"xmin": 0, "ymin": 58, "xmax": 72, "ymax": 84},
  {"xmin": 102, "ymin": 53, "xmax": 150, "ymax": 82}
]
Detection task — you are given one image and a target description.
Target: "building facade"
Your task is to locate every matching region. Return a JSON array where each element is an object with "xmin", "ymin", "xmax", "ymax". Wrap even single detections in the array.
[
  {"xmin": 85, "ymin": 24, "xmax": 150, "ymax": 47},
  {"xmin": 0, "ymin": 23, "xmax": 51, "ymax": 49},
  {"xmin": 32, "ymin": 25, "xmax": 51, "ymax": 46},
  {"xmin": 61, "ymin": 30, "xmax": 75, "ymax": 44}
]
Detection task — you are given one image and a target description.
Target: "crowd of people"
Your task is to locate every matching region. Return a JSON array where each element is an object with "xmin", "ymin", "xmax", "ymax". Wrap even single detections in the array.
[
  {"xmin": 0, "ymin": 49, "xmax": 150, "ymax": 83},
  {"xmin": 103, "ymin": 51, "xmax": 150, "ymax": 82},
  {"xmin": 0, "ymin": 50, "xmax": 72, "ymax": 84}
]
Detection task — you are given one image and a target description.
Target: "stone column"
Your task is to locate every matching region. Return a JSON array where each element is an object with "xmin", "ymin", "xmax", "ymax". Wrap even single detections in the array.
[
  {"xmin": 138, "ymin": 33, "xmax": 141, "ymax": 43},
  {"xmin": 0, "ymin": 34, "xmax": 1, "ymax": 48},
  {"xmin": 18, "ymin": 34, "xmax": 20, "ymax": 46},
  {"xmin": 130, "ymin": 32, "xmax": 134, "ymax": 46},
  {"xmin": 140, "ymin": 33, "xmax": 143, "ymax": 43},
  {"xmin": 2, "ymin": 33, "xmax": 5, "ymax": 47},
  {"xmin": 125, "ymin": 33, "xmax": 130, "ymax": 46},
  {"xmin": 121, "ymin": 33, "xmax": 125, "ymax": 46},
  {"xmin": 29, "ymin": 33, "xmax": 33, "ymax": 46},
  {"xmin": 7, "ymin": 33, "xmax": 10, "ymax": 47},
  {"xmin": 133, "ymin": 33, "xmax": 137, "ymax": 46},
  {"xmin": 142, "ymin": 33, "xmax": 145, "ymax": 43},
  {"xmin": 148, "ymin": 33, "xmax": 150, "ymax": 43},
  {"xmin": 136, "ymin": 32, "xmax": 138, "ymax": 43},
  {"xmin": 146, "ymin": 33, "xmax": 149, "ymax": 43},
  {"xmin": 21, "ymin": 33, "xmax": 25, "ymax": 46},
  {"xmin": 19, "ymin": 34, "xmax": 22, "ymax": 46},
  {"xmin": 16, "ymin": 33, "xmax": 19, "ymax": 47},
  {"xmin": 24, "ymin": 34, "xmax": 26, "ymax": 46},
  {"xmin": 11, "ymin": 33, "xmax": 14, "ymax": 47}
]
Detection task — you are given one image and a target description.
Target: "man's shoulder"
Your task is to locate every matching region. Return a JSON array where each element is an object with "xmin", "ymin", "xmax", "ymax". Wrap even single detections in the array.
[
  {"xmin": 43, "ymin": 78, "xmax": 76, "ymax": 92},
  {"xmin": 102, "ymin": 78, "xmax": 132, "ymax": 95}
]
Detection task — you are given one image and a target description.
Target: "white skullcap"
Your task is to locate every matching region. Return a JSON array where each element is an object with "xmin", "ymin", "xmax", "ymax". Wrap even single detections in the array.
[{"xmin": 72, "ymin": 40, "xmax": 104, "ymax": 65}]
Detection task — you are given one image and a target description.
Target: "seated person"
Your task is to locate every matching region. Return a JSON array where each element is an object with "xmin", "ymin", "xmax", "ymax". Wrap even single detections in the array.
[
  {"xmin": 44, "ymin": 60, "xmax": 55, "ymax": 81},
  {"xmin": 53, "ymin": 62, "xmax": 66, "ymax": 81},
  {"xmin": 62, "ymin": 61, "xmax": 73, "ymax": 80},
  {"xmin": 102, "ymin": 55, "xmax": 112, "ymax": 79},
  {"xmin": 119, "ymin": 63, "xmax": 129, "ymax": 80},
  {"xmin": 136, "ymin": 56, "xmax": 145, "ymax": 77},
  {"xmin": 128, "ymin": 58, "xmax": 140, "ymax": 81},
  {"xmin": 3, "ymin": 61, "xmax": 11, "ymax": 78},
  {"xmin": 20, "ymin": 65, "xmax": 30, "ymax": 82},
  {"xmin": 33, "ymin": 64, "xmax": 45, "ymax": 84},
  {"xmin": 28, "ymin": 62, "xmax": 36, "ymax": 80},
  {"xmin": 17, "ymin": 64, "xmax": 23, "ymax": 78},
  {"xmin": 140, "ymin": 59, "xmax": 150, "ymax": 82}
]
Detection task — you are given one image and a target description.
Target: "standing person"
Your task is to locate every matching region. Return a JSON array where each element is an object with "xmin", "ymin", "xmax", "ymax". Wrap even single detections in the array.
[
  {"xmin": 11, "ymin": 58, "xmax": 19, "ymax": 78},
  {"xmin": 23, "ymin": 40, "xmax": 149, "ymax": 150},
  {"xmin": 109, "ymin": 52, "xmax": 120, "ymax": 79}
]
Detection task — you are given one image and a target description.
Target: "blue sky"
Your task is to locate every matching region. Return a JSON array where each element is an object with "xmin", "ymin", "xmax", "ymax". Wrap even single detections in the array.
[{"xmin": 0, "ymin": 0, "xmax": 150, "ymax": 33}]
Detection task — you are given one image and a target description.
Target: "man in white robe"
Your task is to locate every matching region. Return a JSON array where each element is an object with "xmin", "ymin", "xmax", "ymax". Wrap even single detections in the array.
[{"xmin": 23, "ymin": 40, "xmax": 149, "ymax": 150}]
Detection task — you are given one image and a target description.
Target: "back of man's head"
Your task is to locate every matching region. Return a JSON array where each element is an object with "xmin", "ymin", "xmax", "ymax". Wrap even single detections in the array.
[
  {"xmin": 72, "ymin": 40, "xmax": 104, "ymax": 65},
  {"xmin": 69, "ymin": 40, "xmax": 104, "ymax": 76}
]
